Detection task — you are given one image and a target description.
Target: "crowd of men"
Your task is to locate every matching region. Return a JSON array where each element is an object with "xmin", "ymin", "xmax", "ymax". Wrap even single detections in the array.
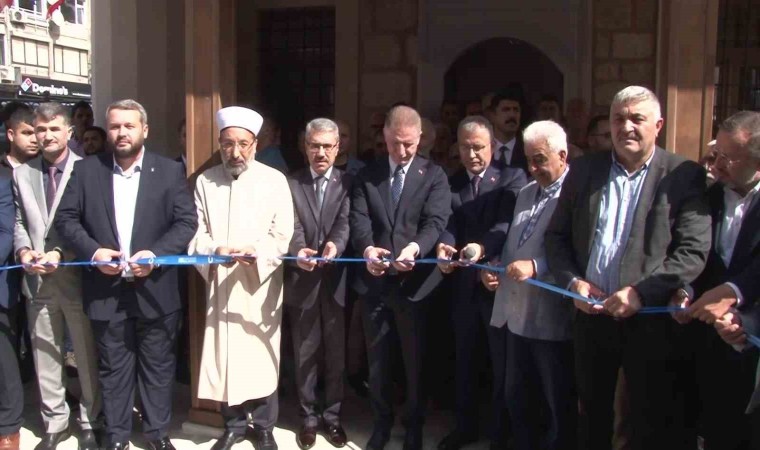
[{"xmin": 0, "ymin": 83, "xmax": 758, "ymax": 450}]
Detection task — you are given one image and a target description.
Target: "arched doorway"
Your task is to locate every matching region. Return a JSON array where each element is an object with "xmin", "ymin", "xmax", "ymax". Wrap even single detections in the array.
[{"xmin": 444, "ymin": 37, "xmax": 564, "ymax": 116}]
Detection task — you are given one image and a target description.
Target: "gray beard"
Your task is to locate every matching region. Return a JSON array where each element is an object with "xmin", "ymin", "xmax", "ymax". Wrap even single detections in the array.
[{"xmin": 223, "ymin": 159, "xmax": 248, "ymax": 178}]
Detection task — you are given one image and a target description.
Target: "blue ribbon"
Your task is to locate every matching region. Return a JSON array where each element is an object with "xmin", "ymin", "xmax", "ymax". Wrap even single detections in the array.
[{"xmin": 5, "ymin": 253, "xmax": 757, "ymax": 347}]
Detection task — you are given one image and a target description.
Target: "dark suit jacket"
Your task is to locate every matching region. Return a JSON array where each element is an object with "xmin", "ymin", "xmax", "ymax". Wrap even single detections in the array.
[
  {"xmin": 545, "ymin": 147, "xmax": 711, "ymax": 307},
  {"xmin": 350, "ymin": 156, "xmax": 452, "ymax": 301},
  {"xmin": 54, "ymin": 151, "xmax": 198, "ymax": 321},
  {"xmin": 285, "ymin": 167, "xmax": 352, "ymax": 308},
  {"xmin": 0, "ymin": 172, "xmax": 17, "ymax": 309},
  {"xmin": 690, "ymin": 182, "xmax": 760, "ymax": 307},
  {"xmin": 436, "ymin": 164, "xmax": 527, "ymax": 300}
]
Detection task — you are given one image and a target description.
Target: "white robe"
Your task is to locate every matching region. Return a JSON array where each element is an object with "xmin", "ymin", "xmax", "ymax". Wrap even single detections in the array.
[{"xmin": 189, "ymin": 161, "xmax": 294, "ymax": 406}]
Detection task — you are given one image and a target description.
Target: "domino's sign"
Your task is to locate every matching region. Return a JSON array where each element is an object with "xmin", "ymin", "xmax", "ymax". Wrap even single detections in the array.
[{"xmin": 18, "ymin": 75, "xmax": 91, "ymax": 100}]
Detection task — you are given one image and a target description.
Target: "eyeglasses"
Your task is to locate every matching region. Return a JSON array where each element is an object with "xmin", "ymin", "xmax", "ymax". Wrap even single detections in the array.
[
  {"xmin": 458, "ymin": 144, "xmax": 488, "ymax": 153},
  {"xmin": 220, "ymin": 140, "xmax": 254, "ymax": 152},
  {"xmin": 306, "ymin": 141, "xmax": 338, "ymax": 153},
  {"xmin": 714, "ymin": 151, "xmax": 743, "ymax": 166}
]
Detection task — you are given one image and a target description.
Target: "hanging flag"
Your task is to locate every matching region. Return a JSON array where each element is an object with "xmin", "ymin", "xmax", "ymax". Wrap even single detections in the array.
[
  {"xmin": 0, "ymin": 0, "xmax": 14, "ymax": 11},
  {"xmin": 46, "ymin": 0, "xmax": 64, "ymax": 19}
]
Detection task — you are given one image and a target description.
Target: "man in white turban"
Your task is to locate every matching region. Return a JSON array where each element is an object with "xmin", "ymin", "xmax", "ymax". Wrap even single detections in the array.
[{"xmin": 189, "ymin": 106, "xmax": 294, "ymax": 450}]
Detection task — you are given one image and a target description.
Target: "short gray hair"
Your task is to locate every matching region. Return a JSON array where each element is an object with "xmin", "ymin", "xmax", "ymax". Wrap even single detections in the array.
[
  {"xmin": 720, "ymin": 110, "xmax": 760, "ymax": 160},
  {"xmin": 106, "ymin": 99, "xmax": 148, "ymax": 125},
  {"xmin": 611, "ymin": 86, "xmax": 661, "ymax": 120},
  {"xmin": 35, "ymin": 102, "xmax": 70, "ymax": 126},
  {"xmin": 457, "ymin": 115, "xmax": 493, "ymax": 140},
  {"xmin": 385, "ymin": 105, "xmax": 422, "ymax": 133},
  {"xmin": 522, "ymin": 120, "xmax": 567, "ymax": 154},
  {"xmin": 305, "ymin": 118, "xmax": 339, "ymax": 141}
]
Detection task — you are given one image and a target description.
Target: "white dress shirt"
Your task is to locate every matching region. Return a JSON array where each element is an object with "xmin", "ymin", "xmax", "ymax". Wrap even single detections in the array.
[
  {"xmin": 113, "ymin": 149, "xmax": 145, "ymax": 277},
  {"xmin": 309, "ymin": 165, "xmax": 333, "ymax": 198},
  {"xmin": 388, "ymin": 155, "xmax": 414, "ymax": 195},
  {"xmin": 718, "ymin": 181, "xmax": 760, "ymax": 304},
  {"xmin": 493, "ymin": 137, "xmax": 516, "ymax": 165}
]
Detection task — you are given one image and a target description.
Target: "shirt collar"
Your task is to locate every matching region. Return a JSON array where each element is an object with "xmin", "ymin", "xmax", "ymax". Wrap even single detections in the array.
[
  {"xmin": 41, "ymin": 149, "xmax": 70, "ymax": 173},
  {"xmin": 540, "ymin": 165, "xmax": 569, "ymax": 197},
  {"xmin": 493, "ymin": 137, "xmax": 516, "ymax": 152},
  {"xmin": 388, "ymin": 155, "xmax": 414, "ymax": 175},
  {"xmin": 113, "ymin": 147, "xmax": 145, "ymax": 177},
  {"xmin": 466, "ymin": 169, "xmax": 486, "ymax": 180},
  {"xmin": 611, "ymin": 148, "xmax": 655, "ymax": 178},
  {"xmin": 310, "ymin": 165, "xmax": 333, "ymax": 181}
]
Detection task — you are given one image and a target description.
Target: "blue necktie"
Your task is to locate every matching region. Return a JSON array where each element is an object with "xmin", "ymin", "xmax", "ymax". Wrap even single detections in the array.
[{"xmin": 391, "ymin": 165, "xmax": 404, "ymax": 208}]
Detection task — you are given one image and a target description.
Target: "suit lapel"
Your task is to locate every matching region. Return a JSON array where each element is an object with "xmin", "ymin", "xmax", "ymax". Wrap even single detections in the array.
[
  {"xmin": 395, "ymin": 157, "xmax": 425, "ymax": 220},
  {"xmin": 320, "ymin": 168, "xmax": 342, "ymax": 234},
  {"xmin": 45, "ymin": 153, "xmax": 79, "ymax": 236},
  {"xmin": 98, "ymin": 155, "xmax": 119, "ymax": 242},
  {"xmin": 628, "ymin": 149, "xmax": 665, "ymax": 245},
  {"xmin": 730, "ymin": 187, "xmax": 760, "ymax": 269},
  {"xmin": 375, "ymin": 160, "xmax": 394, "ymax": 224},
  {"xmin": 300, "ymin": 170, "xmax": 320, "ymax": 225},
  {"xmin": 585, "ymin": 154, "xmax": 612, "ymax": 258},
  {"xmin": 28, "ymin": 157, "xmax": 48, "ymax": 226},
  {"xmin": 130, "ymin": 152, "xmax": 154, "ymax": 248}
]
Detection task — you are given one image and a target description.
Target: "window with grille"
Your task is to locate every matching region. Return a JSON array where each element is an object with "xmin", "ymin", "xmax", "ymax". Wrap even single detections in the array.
[
  {"xmin": 714, "ymin": 0, "xmax": 760, "ymax": 127},
  {"xmin": 258, "ymin": 7, "xmax": 335, "ymax": 166}
]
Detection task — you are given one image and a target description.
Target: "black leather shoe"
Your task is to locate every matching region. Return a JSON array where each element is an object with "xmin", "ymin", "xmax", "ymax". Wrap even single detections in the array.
[
  {"xmin": 211, "ymin": 431, "xmax": 245, "ymax": 450},
  {"xmin": 106, "ymin": 442, "xmax": 129, "ymax": 450},
  {"xmin": 403, "ymin": 428, "xmax": 422, "ymax": 450},
  {"xmin": 34, "ymin": 428, "xmax": 71, "ymax": 450},
  {"xmin": 437, "ymin": 430, "xmax": 477, "ymax": 450},
  {"xmin": 148, "ymin": 437, "xmax": 175, "ymax": 450},
  {"xmin": 365, "ymin": 428, "xmax": 390, "ymax": 450},
  {"xmin": 322, "ymin": 423, "xmax": 347, "ymax": 448},
  {"xmin": 295, "ymin": 425, "xmax": 317, "ymax": 450},
  {"xmin": 78, "ymin": 430, "xmax": 98, "ymax": 450},
  {"xmin": 251, "ymin": 428, "xmax": 278, "ymax": 450}
]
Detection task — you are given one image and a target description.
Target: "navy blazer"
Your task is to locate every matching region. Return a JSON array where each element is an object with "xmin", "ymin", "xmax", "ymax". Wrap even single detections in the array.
[
  {"xmin": 0, "ymin": 171, "xmax": 17, "ymax": 309},
  {"xmin": 691, "ymin": 182, "xmax": 760, "ymax": 307},
  {"xmin": 350, "ymin": 156, "xmax": 451, "ymax": 301},
  {"xmin": 436, "ymin": 164, "xmax": 527, "ymax": 301},
  {"xmin": 54, "ymin": 151, "xmax": 198, "ymax": 321},
  {"xmin": 285, "ymin": 167, "xmax": 352, "ymax": 308}
]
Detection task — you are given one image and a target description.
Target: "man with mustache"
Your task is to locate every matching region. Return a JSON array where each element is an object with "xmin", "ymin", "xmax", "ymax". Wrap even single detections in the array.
[
  {"xmin": 189, "ymin": 106, "xmax": 294, "ymax": 450},
  {"xmin": 55, "ymin": 99, "xmax": 198, "ymax": 450},
  {"xmin": 284, "ymin": 118, "xmax": 351, "ymax": 449},
  {"xmin": 489, "ymin": 90, "xmax": 529, "ymax": 175},
  {"xmin": 545, "ymin": 86, "xmax": 711, "ymax": 449}
]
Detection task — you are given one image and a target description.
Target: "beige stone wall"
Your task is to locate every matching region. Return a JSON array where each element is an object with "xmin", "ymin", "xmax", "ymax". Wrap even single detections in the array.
[
  {"xmin": 358, "ymin": 0, "xmax": 418, "ymax": 151},
  {"xmin": 592, "ymin": 0, "xmax": 658, "ymax": 113}
]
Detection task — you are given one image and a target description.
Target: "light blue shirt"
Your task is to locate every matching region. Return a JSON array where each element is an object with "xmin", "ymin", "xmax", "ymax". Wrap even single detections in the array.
[
  {"xmin": 585, "ymin": 151, "xmax": 655, "ymax": 296},
  {"xmin": 255, "ymin": 145, "xmax": 289, "ymax": 174}
]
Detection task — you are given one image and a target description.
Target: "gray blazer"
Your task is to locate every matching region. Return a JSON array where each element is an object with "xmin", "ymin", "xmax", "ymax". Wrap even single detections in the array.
[
  {"xmin": 491, "ymin": 179, "xmax": 574, "ymax": 341},
  {"xmin": 13, "ymin": 152, "xmax": 82, "ymax": 300}
]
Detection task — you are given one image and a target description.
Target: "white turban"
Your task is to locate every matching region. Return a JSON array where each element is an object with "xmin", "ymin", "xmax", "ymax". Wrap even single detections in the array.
[{"xmin": 216, "ymin": 106, "xmax": 263, "ymax": 137}]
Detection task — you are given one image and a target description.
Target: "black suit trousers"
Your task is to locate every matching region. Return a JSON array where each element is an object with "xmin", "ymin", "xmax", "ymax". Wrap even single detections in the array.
[
  {"xmin": 690, "ymin": 323, "xmax": 758, "ymax": 450},
  {"xmin": 574, "ymin": 313, "xmax": 694, "ymax": 450},
  {"xmin": 450, "ymin": 287, "xmax": 507, "ymax": 441},
  {"xmin": 362, "ymin": 278, "xmax": 428, "ymax": 430},
  {"xmin": 0, "ymin": 305, "xmax": 23, "ymax": 436},
  {"xmin": 90, "ymin": 300, "xmax": 180, "ymax": 444},
  {"xmin": 286, "ymin": 283, "xmax": 345, "ymax": 427},
  {"xmin": 221, "ymin": 392, "xmax": 279, "ymax": 434}
]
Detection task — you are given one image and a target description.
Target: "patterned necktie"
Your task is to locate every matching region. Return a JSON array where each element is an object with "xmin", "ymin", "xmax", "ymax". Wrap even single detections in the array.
[
  {"xmin": 46, "ymin": 165, "xmax": 58, "ymax": 213},
  {"xmin": 315, "ymin": 175, "xmax": 326, "ymax": 210},
  {"xmin": 470, "ymin": 174, "xmax": 481, "ymax": 198},
  {"xmin": 391, "ymin": 165, "xmax": 404, "ymax": 208}
]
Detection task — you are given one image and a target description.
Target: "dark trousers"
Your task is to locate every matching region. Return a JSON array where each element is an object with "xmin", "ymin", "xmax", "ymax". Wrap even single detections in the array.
[
  {"xmin": 221, "ymin": 392, "xmax": 279, "ymax": 434},
  {"xmin": 690, "ymin": 323, "xmax": 759, "ymax": 450},
  {"xmin": 451, "ymin": 290, "xmax": 507, "ymax": 442},
  {"xmin": 286, "ymin": 286, "xmax": 345, "ymax": 427},
  {"xmin": 0, "ymin": 305, "xmax": 23, "ymax": 436},
  {"xmin": 362, "ymin": 286, "xmax": 428, "ymax": 431},
  {"xmin": 90, "ymin": 310, "xmax": 180, "ymax": 444},
  {"xmin": 505, "ymin": 330, "xmax": 576, "ymax": 450},
  {"xmin": 575, "ymin": 314, "xmax": 694, "ymax": 450}
]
